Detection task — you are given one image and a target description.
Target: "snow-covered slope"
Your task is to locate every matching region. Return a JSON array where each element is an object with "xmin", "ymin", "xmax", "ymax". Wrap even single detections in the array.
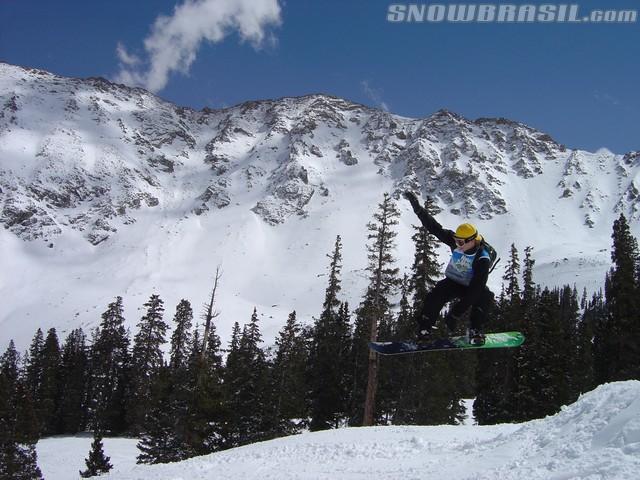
[
  {"xmin": 37, "ymin": 381, "xmax": 640, "ymax": 479},
  {"xmin": 1, "ymin": 62, "xmax": 639, "ymax": 349}
]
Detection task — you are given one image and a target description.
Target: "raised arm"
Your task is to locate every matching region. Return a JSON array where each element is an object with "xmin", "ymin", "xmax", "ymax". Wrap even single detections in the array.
[{"xmin": 403, "ymin": 192, "xmax": 456, "ymax": 250}]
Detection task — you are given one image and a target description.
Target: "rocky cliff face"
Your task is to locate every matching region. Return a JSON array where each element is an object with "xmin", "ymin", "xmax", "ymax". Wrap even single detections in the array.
[
  {"xmin": 3, "ymin": 61, "xmax": 640, "ymax": 351},
  {"xmin": 1, "ymin": 62, "xmax": 638, "ymax": 246}
]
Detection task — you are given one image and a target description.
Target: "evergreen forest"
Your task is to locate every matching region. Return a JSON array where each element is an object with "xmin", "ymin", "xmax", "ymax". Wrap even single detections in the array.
[{"xmin": 2, "ymin": 194, "xmax": 639, "ymax": 478}]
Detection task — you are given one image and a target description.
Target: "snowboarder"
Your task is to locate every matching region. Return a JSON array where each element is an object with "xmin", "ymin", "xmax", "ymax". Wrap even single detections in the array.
[{"xmin": 404, "ymin": 191, "xmax": 495, "ymax": 346}]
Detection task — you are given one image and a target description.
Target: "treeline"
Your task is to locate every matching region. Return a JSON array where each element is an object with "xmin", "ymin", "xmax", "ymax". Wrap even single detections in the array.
[
  {"xmin": 475, "ymin": 213, "xmax": 640, "ymax": 423},
  {"xmin": 1, "ymin": 195, "xmax": 639, "ymax": 478}
]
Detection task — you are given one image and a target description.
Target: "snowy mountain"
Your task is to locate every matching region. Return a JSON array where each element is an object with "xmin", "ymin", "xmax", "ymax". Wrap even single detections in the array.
[
  {"xmin": 1, "ymin": 62, "xmax": 639, "ymax": 349},
  {"xmin": 37, "ymin": 380, "xmax": 640, "ymax": 479}
]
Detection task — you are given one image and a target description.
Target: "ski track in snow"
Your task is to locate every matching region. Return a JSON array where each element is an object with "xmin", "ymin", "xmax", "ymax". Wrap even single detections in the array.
[{"xmin": 38, "ymin": 381, "xmax": 640, "ymax": 480}]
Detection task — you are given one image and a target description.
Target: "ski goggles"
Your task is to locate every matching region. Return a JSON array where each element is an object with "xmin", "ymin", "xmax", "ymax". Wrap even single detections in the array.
[{"xmin": 454, "ymin": 235, "xmax": 476, "ymax": 246}]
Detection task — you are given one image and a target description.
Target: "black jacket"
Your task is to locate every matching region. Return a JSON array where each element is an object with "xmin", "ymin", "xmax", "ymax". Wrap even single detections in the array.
[{"xmin": 411, "ymin": 202, "xmax": 490, "ymax": 315}]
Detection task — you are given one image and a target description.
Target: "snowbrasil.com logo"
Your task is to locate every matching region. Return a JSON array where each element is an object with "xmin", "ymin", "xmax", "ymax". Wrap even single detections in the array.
[{"xmin": 387, "ymin": 4, "xmax": 638, "ymax": 23}]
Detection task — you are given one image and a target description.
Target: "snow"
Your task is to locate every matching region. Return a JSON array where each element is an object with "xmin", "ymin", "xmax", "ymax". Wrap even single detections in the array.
[
  {"xmin": 37, "ymin": 381, "xmax": 640, "ymax": 480},
  {"xmin": 1, "ymin": 62, "xmax": 639, "ymax": 352},
  {"xmin": 37, "ymin": 436, "xmax": 138, "ymax": 480},
  {"xmin": 0, "ymin": 156, "xmax": 621, "ymax": 352}
]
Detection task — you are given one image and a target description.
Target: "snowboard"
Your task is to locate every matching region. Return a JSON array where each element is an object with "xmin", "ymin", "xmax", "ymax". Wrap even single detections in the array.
[{"xmin": 369, "ymin": 331, "xmax": 524, "ymax": 356}]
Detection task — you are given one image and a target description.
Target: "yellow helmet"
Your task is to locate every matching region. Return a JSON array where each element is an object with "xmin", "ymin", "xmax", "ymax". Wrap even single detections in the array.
[{"xmin": 454, "ymin": 223, "xmax": 479, "ymax": 241}]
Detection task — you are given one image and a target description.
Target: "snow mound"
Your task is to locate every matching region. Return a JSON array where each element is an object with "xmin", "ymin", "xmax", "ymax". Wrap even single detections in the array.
[
  {"xmin": 475, "ymin": 380, "xmax": 640, "ymax": 479},
  {"xmin": 46, "ymin": 380, "xmax": 637, "ymax": 480}
]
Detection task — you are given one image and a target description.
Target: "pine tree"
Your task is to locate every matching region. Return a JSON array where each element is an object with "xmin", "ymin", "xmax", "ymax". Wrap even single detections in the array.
[
  {"xmin": 476, "ymin": 243, "xmax": 521, "ymax": 424},
  {"xmin": 309, "ymin": 236, "xmax": 351, "ymax": 431},
  {"xmin": 13, "ymin": 381, "xmax": 40, "ymax": 446},
  {"xmin": 594, "ymin": 274, "xmax": 612, "ymax": 384},
  {"xmin": 373, "ymin": 292, "xmax": 397, "ymax": 425},
  {"xmin": 522, "ymin": 246, "xmax": 537, "ymax": 310},
  {"xmin": 271, "ymin": 311, "xmax": 309, "ymax": 435},
  {"xmin": 349, "ymin": 309, "xmax": 371, "ymax": 426},
  {"xmin": 409, "ymin": 196, "xmax": 442, "ymax": 311},
  {"xmin": 151, "ymin": 299, "xmax": 200, "ymax": 461},
  {"xmin": 190, "ymin": 312, "xmax": 226, "ymax": 454},
  {"xmin": 1, "ymin": 344, "xmax": 38, "ymax": 446},
  {"xmin": 532, "ymin": 288, "xmax": 568, "ymax": 417},
  {"xmin": 504, "ymin": 246, "xmax": 542, "ymax": 422},
  {"xmin": 23, "ymin": 329, "xmax": 44, "ymax": 430},
  {"xmin": 337, "ymin": 301, "xmax": 352, "ymax": 414},
  {"xmin": 221, "ymin": 321, "xmax": 242, "ymax": 446},
  {"xmin": 507, "ymin": 283, "xmax": 577, "ymax": 422},
  {"xmin": 0, "ymin": 341, "xmax": 20, "ymax": 393},
  {"xmin": 23, "ymin": 328, "xmax": 64, "ymax": 435},
  {"xmin": 503, "ymin": 244, "xmax": 521, "ymax": 306},
  {"xmin": 170, "ymin": 300, "xmax": 193, "ymax": 373},
  {"xmin": 323, "ymin": 235, "xmax": 344, "ymax": 313},
  {"xmin": 136, "ymin": 366, "xmax": 183, "ymax": 464},
  {"xmin": 224, "ymin": 309, "xmax": 272, "ymax": 446},
  {"xmin": 558, "ymin": 285, "xmax": 582, "ymax": 403},
  {"xmin": 38, "ymin": 328, "xmax": 62, "ymax": 435},
  {"xmin": 382, "ymin": 277, "xmax": 414, "ymax": 424},
  {"xmin": 579, "ymin": 290, "xmax": 603, "ymax": 391},
  {"xmin": 128, "ymin": 294, "xmax": 168, "ymax": 434},
  {"xmin": 89, "ymin": 296, "xmax": 131, "ymax": 434},
  {"xmin": 0, "ymin": 343, "xmax": 18, "ymax": 475},
  {"xmin": 134, "ymin": 299, "xmax": 197, "ymax": 465},
  {"xmin": 79, "ymin": 430, "xmax": 112, "ymax": 477},
  {"xmin": 58, "ymin": 329, "xmax": 89, "ymax": 434},
  {"xmin": 0, "ymin": 442, "xmax": 44, "ymax": 480},
  {"xmin": 598, "ymin": 213, "xmax": 640, "ymax": 381},
  {"xmin": 359, "ymin": 193, "xmax": 401, "ymax": 426},
  {"xmin": 243, "ymin": 308, "xmax": 275, "ymax": 442},
  {"xmin": 0, "ymin": 346, "xmax": 43, "ymax": 480},
  {"xmin": 165, "ymin": 311, "xmax": 226, "ymax": 459}
]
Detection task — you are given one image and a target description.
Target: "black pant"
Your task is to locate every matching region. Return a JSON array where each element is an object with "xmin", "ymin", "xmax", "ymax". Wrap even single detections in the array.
[{"xmin": 417, "ymin": 278, "xmax": 494, "ymax": 331}]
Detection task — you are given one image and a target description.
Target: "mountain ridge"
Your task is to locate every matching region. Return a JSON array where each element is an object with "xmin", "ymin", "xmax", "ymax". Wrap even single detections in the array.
[{"xmin": 1, "ymin": 62, "xmax": 638, "ymax": 349}]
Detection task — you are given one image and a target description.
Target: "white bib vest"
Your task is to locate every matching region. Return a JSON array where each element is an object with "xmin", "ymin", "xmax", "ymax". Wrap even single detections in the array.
[{"xmin": 445, "ymin": 247, "xmax": 490, "ymax": 286}]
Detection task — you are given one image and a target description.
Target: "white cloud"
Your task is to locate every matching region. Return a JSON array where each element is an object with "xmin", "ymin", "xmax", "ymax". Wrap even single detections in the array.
[
  {"xmin": 115, "ymin": 0, "xmax": 282, "ymax": 92},
  {"xmin": 361, "ymin": 80, "xmax": 389, "ymax": 112},
  {"xmin": 116, "ymin": 42, "xmax": 141, "ymax": 67},
  {"xmin": 593, "ymin": 91, "xmax": 621, "ymax": 107}
]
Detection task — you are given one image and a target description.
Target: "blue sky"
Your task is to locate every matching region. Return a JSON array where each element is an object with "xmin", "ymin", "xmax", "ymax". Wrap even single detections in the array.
[{"xmin": 1, "ymin": 0, "xmax": 638, "ymax": 153}]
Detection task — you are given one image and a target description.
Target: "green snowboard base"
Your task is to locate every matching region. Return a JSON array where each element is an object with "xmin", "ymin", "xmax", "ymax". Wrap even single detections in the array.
[{"xmin": 369, "ymin": 331, "xmax": 525, "ymax": 356}]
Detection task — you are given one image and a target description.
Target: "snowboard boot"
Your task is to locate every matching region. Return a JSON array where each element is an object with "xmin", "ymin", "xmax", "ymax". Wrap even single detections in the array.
[{"xmin": 468, "ymin": 328, "xmax": 486, "ymax": 346}]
